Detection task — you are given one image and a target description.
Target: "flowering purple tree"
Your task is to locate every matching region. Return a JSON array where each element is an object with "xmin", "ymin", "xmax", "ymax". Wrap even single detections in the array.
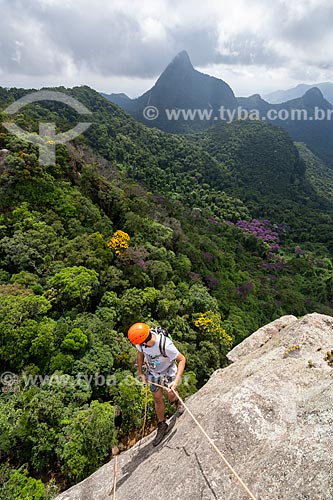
[
  {"xmin": 206, "ymin": 274, "xmax": 219, "ymax": 290},
  {"xmin": 236, "ymin": 282, "xmax": 253, "ymax": 299},
  {"xmin": 234, "ymin": 219, "xmax": 281, "ymax": 250}
]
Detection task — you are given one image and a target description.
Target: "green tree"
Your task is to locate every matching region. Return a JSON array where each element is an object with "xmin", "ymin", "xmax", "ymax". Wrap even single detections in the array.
[
  {"xmin": 111, "ymin": 372, "xmax": 155, "ymax": 435},
  {"xmin": 61, "ymin": 328, "xmax": 88, "ymax": 352},
  {"xmin": 119, "ymin": 286, "xmax": 160, "ymax": 326},
  {"xmin": 0, "ymin": 286, "xmax": 52, "ymax": 371},
  {"xmin": 0, "ymin": 466, "xmax": 45, "ymax": 500},
  {"xmin": 182, "ymin": 283, "xmax": 219, "ymax": 315},
  {"xmin": 48, "ymin": 266, "xmax": 99, "ymax": 311},
  {"xmin": 57, "ymin": 401, "xmax": 116, "ymax": 484}
]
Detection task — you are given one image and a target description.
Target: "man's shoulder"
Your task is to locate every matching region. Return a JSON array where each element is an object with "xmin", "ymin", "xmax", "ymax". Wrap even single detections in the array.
[
  {"xmin": 164, "ymin": 336, "xmax": 179, "ymax": 357},
  {"xmin": 151, "ymin": 327, "xmax": 172, "ymax": 340},
  {"xmin": 164, "ymin": 335, "xmax": 175, "ymax": 346}
]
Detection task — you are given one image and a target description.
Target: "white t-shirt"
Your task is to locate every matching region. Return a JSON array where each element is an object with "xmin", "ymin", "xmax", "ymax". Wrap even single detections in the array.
[{"xmin": 136, "ymin": 333, "xmax": 179, "ymax": 377}]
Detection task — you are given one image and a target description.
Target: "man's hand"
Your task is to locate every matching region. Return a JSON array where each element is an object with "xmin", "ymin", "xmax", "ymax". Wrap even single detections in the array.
[
  {"xmin": 167, "ymin": 380, "xmax": 178, "ymax": 393},
  {"xmin": 139, "ymin": 373, "xmax": 147, "ymax": 384}
]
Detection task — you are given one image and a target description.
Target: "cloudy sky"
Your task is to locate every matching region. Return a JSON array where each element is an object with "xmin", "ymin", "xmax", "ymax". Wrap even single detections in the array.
[{"xmin": 1, "ymin": 0, "xmax": 332, "ymax": 97}]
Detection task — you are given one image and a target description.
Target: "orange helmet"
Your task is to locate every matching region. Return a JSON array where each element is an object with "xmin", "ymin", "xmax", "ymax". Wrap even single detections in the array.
[{"xmin": 128, "ymin": 323, "xmax": 150, "ymax": 344}]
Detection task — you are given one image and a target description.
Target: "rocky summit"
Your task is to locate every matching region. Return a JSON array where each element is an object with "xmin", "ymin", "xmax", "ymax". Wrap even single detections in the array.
[{"xmin": 55, "ymin": 313, "xmax": 333, "ymax": 500}]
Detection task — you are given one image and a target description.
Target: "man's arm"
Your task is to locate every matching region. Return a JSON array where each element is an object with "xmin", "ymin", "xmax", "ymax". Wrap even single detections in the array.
[
  {"xmin": 168, "ymin": 352, "xmax": 186, "ymax": 391},
  {"xmin": 137, "ymin": 351, "xmax": 146, "ymax": 382}
]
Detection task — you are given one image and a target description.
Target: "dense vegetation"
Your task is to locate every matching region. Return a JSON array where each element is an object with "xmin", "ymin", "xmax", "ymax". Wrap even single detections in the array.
[{"xmin": 0, "ymin": 85, "xmax": 333, "ymax": 498}]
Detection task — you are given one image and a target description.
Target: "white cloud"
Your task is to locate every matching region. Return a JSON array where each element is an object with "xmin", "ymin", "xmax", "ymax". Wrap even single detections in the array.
[
  {"xmin": 0, "ymin": 0, "xmax": 332, "ymax": 95},
  {"xmin": 141, "ymin": 18, "xmax": 167, "ymax": 42}
]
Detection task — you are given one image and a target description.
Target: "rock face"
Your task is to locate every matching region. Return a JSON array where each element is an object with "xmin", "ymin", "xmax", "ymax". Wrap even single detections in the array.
[
  {"xmin": 226, "ymin": 315, "xmax": 298, "ymax": 363},
  {"xmin": 55, "ymin": 313, "xmax": 333, "ymax": 500}
]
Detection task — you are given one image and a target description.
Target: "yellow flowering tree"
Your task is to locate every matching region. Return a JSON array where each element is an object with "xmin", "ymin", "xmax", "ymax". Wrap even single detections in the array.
[
  {"xmin": 194, "ymin": 310, "xmax": 233, "ymax": 351},
  {"xmin": 107, "ymin": 230, "xmax": 130, "ymax": 256}
]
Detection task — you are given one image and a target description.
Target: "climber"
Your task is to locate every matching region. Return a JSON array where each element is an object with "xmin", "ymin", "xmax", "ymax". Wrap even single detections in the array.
[{"xmin": 128, "ymin": 322, "xmax": 186, "ymax": 446}]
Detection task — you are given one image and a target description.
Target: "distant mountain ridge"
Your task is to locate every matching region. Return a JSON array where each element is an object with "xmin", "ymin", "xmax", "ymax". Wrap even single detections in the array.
[
  {"xmin": 103, "ymin": 51, "xmax": 333, "ymax": 165},
  {"xmin": 101, "ymin": 92, "xmax": 132, "ymax": 110},
  {"xmin": 239, "ymin": 87, "xmax": 333, "ymax": 165},
  {"xmin": 264, "ymin": 82, "xmax": 333, "ymax": 105}
]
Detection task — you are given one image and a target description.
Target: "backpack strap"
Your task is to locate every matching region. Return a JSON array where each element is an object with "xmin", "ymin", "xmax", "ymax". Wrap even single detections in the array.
[{"xmin": 159, "ymin": 333, "xmax": 167, "ymax": 357}]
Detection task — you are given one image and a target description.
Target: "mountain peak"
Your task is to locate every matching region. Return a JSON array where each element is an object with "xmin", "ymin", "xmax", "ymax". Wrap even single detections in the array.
[
  {"xmin": 126, "ymin": 49, "xmax": 237, "ymax": 131},
  {"xmin": 167, "ymin": 50, "xmax": 193, "ymax": 71},
  {"xmin": 264, "ymin": 82, "xmax": 333, "ymax": 105},
  {"xmin": 302, "ymin": 87, "xmax": 330, "ymax": 107},
  {"xmin": 304, "ymin": 86, "xmax": 324, "ymax": 99},
  {"xmin": 152, "ymin": 49, "xmax": 195, "ymax": 95},
  {"xmin": 248, "ymin": 93, "xmax": 267, "ymax": 103}
]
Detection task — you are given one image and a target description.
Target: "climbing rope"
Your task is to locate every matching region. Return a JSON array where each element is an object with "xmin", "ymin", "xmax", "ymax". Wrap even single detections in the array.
[
  {"xmin": 150, "ymin": 381, "xmax": 257, "ymax": 500},
  {"xmin": 138, "ymin": 381, "xmax": 149, "ymax": 447}
]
